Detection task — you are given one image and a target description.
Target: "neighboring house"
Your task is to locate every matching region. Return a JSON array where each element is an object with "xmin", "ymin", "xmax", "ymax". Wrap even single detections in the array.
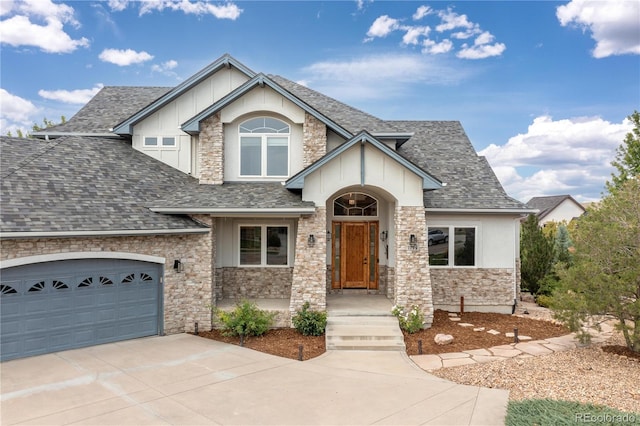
[
  {"xmin": 0, "ymin": 54, "xmax": 532, "ymax": 361},
  {"xmin": 526, "ymin": 195, "xmax": 587, "ymax": 226}
]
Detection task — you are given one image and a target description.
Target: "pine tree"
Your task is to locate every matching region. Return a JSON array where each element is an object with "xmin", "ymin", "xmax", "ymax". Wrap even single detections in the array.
[{"xmin": 520, "ymin": 214, "xmax": 556, "ymax": 294}]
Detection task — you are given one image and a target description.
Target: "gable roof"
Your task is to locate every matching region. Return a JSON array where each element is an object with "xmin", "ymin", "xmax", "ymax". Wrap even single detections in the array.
[
  {"xmin": 181, "ymin": 73, "xmax": 352, "ymax": 139},
  {"xmin": 112, "ymin": 54, "xmax": 256, "ymax": 135},
  {"xmin": 526, "ymin": 195, "xmax": 586, "ymax": 220},
  {"xmin": 285, "ymin": 131, "xmax": 443, "ymax": 190}
]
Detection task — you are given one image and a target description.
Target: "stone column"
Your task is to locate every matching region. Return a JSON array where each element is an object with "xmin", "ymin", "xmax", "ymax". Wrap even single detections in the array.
[
  {"xmin": 303, "ymin": 113, "xmax": 326, "ymax": 167},
  {"xmin": 393, "ymin": 206, "xmax": 434, "ymax": 328},
  {"xmin": 289, "ymin": 207, "xmax": 327, "ymax": 318},
  {"xmin": 198, "ymin": 113, "xmax": 224, "ymax": 185},
  {"xmin": 185, "ymin": 215, "xmax": 216, "ymax": 332}
]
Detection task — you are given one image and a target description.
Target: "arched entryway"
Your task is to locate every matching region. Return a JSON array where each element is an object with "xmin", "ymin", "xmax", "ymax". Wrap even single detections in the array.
[{"xmin": 328, "ymin": 190, "xmax": 392, "ymax": 291}]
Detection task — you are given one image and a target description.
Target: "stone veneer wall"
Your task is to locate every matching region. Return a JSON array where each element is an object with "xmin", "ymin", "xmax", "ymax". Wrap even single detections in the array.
[
  {"xmin": 430, "ymin": 268, "xmax": 516, "ymax": 311},
  {"xmin": 0, "ymin": 232, "xmax": 214, "ymax": 334},
  {"xmin": 393, "ymin": 206, "xmax": 434, "ymax": 327},
  {"xmin": 289, "ymin": 207, "xmax": 327, "ymax": 315},
  {"xmin": 218, "ymin": 267, "xmax": 293, "ymax": 299},
  {"xmin": 303, "ymin": 113, "xmax": 326, "ymax": 167},
  {"xmin": 198, "ymin": 113, "xmax": 224, "ymax": 184}
]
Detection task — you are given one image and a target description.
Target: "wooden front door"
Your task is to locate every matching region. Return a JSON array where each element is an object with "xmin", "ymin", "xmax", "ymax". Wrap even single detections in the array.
[{"xmin": 332, "ymin": 221, "xmax": 378, "ymax": 289}]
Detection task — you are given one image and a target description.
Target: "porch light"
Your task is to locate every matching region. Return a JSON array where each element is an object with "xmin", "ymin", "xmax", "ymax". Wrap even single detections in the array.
[
  {"xmin": 326, "ymin": 230, "xmax": 331, "ymax": 240},
  {"xmin": 409, "ymin": 234, "xmax": 418, "ymax": 250},
  {"xmin": 307, "ymin": 234, "xmax": 316, "ymax": 247},
  {"xmin": 380, "ymin": 230, "xmax": 388, "ymax": 242},
  {"xmin": 173, "ymin": 259, "xmax": 184, "ymax": 273}
]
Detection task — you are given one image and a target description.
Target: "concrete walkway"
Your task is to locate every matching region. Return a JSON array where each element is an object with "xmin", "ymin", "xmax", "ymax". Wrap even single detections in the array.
[
  {"xmin": 1, "ymin": 334, "xmax": 508, "ymax": 425},
  {"xmin": 412, "ymin": 321, "xmax": 615, "ymax": 372}
]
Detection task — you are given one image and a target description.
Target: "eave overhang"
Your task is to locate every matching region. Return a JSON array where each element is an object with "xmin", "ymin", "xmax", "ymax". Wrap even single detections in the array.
[
  {"xmin": 30, "ymin": 132, "xmax": 122, "ymax": 140},
  {"xmin": 180, "ymin": 74, "xmax": 353, "ymax": 140},
  {"xmin": 149, "ymin": 207, "xmax": 317, "ymax": 217},
  {"xmin": 285, "ymin": 131, "xmax": 444, "ymax": 190},
  {"xmin": 0, "ymin": 228, "xmax": 211, "ymax": 240},
  {"xmin": 112, "ymin": 54, "xmax": 256, "ymax": 135},
  {"xmin": 424, "ymin": 207, "xmax": 538, "ymax": 215}
]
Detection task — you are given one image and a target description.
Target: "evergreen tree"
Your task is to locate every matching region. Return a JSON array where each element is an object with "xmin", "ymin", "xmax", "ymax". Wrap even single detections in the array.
[
  {"xmin": 606, "ymin": 110, "xmax": 640, "ymax": 193},
  {"xmin": 520, "ymin": 214, "xmax": 556, "ymax": 294}
]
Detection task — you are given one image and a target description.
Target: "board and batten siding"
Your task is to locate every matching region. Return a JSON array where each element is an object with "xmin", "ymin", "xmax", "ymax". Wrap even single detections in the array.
[{"xmin": 131, "ymin": 67, "xmax": 251, "ymax": 174}]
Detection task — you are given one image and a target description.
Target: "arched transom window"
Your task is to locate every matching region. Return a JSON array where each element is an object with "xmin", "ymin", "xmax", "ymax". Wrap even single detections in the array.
[
  {"xmin": 239, "ymin": 117, "xmax": 290, "ymax": 177},
  {"xmin": 334, "ymin": 192, "xmax": 378, "ymax": 216}
]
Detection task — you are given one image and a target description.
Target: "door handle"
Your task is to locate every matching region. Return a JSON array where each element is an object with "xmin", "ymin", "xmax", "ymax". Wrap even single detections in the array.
[{"xmin": 363, "ymin": 257, "xmax": 367, "ymax": 264}]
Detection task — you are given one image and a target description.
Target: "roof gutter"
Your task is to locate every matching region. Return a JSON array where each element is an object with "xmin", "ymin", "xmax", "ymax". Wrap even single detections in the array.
[
  {"xmin": 425, "ymin": 207, "xmax": 538, "ymax": 215},
  {"xmin": 0, "ymin": 228, "xmax": 210, "ymax": 240},
  {"xmin": 31, "ymin": 132, "xmax": 121, "ymax": 140},
  {"xmin": 149, "ymin": 207, "xmax": 317, "ymax": 217}
]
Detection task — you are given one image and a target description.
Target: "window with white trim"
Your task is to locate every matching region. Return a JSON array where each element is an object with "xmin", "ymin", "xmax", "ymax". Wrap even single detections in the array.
[
  {"xmin": 427, "ymin": 226, "xmax": 476, "ymax": 267},
  {"xmin": 239, "ymin": 225, "xmax": 289, "ymax": 266},
  {"xmin": 333, "ymin": 192, "xmax": 378, "ymax": 216},
  {"xmin": 144, "ymin": 136, "xmax": 176, "ymax": 148},
  {"xmin": 239, "ymin": 117, "xmax": 290, "ymax": 177}
]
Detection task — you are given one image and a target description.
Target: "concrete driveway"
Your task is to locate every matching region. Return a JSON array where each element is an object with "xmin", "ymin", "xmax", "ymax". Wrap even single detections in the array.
[{"xmin": 1, "ymin": 334, "xmax": 508, "ymax": 425}]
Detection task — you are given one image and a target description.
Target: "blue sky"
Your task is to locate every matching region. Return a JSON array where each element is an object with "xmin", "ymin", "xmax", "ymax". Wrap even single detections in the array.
[{"xmin": 1, "ymin": 0, "xmax": 639, "ymax": 202}]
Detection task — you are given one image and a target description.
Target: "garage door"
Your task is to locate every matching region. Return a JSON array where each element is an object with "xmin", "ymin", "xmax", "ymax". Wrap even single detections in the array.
[{"xmin": 1, "ymin": 259, "xmax": 162, "ymax": 361}]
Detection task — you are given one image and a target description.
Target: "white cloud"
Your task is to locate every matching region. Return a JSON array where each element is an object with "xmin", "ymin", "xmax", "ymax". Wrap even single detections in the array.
[
  {"xmin": 435, "ymin": 9, "xmax": 479, "ymax": 33},
  {"xmin": 0, "ymin": 88, "xmax": 40, "ymax": 135},
  {"xmin": 364, "ymin": 6, "xmax": 503, "ymax": 59},
  {"xmin": 0, "ymin": 0, "xmax": 89, "ymax": 53},
  {"xmin": 38, "ymin": 84, "xmax": 104, "ymax": 104},
  {"xmin": 99, "ymin": 48, "xmax": 154, "ymax": 66},
  {"xmin": 365, "ymin": 15, "xmax": 400, "ymax": 39},
  {"xmin": 412, "ymin": 5, "xmax": 433, "ymax": 21},
  {"xmin": 457, "ymin": 32, "xmax": 506, "ymax": 59},
  {"xmin": 557, "ymin": 0, "xmax": 640, "ymax": 58},
  {"xmin": 422, "ymin": 39, "xmax": 453, "ymax": 55},
  {"xmin": 301, "ymin": 53, "xmax": 470, "ymax": 101},
  {"xmin": 151, "ymin": 60, "xmax": 179, "ymax": 77},
  {"xmin": 138, "ymin": 0, "xmax": 242, "ymax": 20},
  {"xmin": 402, "ymin": 26, "xmax": 430, "ymax": 45},
  {"xmin": 108, "ymin": 0, "xmax": 129, "ymax": 12},
  {"xmin": 480, "ymin": 115, "xmax": 633, "ymax": 201}
]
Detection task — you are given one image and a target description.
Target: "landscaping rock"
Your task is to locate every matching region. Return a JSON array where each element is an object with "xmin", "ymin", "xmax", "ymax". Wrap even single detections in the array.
[{"xmin": 435, "ymin": 334, "xmax": 454, "ymax": 345}]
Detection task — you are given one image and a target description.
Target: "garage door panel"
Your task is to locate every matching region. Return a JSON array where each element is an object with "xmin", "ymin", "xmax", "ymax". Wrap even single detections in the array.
[{"xmin": 1, "ymin": 259, "xmax": 162, "ymax": 361}]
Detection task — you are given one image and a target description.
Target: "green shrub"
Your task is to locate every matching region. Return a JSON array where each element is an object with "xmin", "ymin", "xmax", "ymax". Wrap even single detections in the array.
[
  {"xmin": 391, "ymin": 305, "xmax": 424, "ymax": 334},
  {"xmin": 535, "ymin": 294, "xmax": 553, "ymax": 308},
  {"xmin": 292, "ymin": 302, "xmax": 327, "ymax": 336},
  {"xmin": 213, "ymin": 300, "xmax": 275, "ymax": 346}
]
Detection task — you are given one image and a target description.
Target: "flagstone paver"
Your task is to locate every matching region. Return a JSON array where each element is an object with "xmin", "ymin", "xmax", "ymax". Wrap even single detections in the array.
[{"xmin": 411, "ymin": 325, "xmax": 614, "ymax": 372}]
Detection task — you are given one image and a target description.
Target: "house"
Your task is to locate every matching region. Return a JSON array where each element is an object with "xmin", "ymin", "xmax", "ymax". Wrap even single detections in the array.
[
  {"xmin": 526, "ymin": 195, "xmax": 586, "ymax": 226},
  {"xmin": 0, "ymin": 54, "xmax": 532, "ymax": 361}
]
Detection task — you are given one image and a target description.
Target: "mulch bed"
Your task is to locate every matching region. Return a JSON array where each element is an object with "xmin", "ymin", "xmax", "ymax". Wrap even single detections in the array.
[
  {"xmin": 196, "ymin": 309, "xmax": 574, "ymax": 360},
  {"xmin": 402, "ymin": 310, "xmax": 570, "ymax": 355}
]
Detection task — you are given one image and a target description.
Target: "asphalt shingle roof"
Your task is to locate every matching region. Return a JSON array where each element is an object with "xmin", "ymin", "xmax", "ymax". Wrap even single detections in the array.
[
  {"xmin": 44, "ymin": 86, "xmax": 171, "ymax": 134},
  {"xmin": 4, "ymin": 57, "xmax": 530, "ymax": 235},
  {"xmin": 392, "ymin": 121, "xmax": 525, "ymax": 210},
  {"xmin": 526, "ymin": 195, "xmax": 584, "ymax": 218},
  {"xmin": 1, "ymin": 136, "xmax": 205, "ymax": 233}
]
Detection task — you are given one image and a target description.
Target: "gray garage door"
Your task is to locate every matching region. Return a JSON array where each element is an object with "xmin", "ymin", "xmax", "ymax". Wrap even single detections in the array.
[{"xmin": 1, "ymin": 258, "xmax": 163, "ymax": 361}]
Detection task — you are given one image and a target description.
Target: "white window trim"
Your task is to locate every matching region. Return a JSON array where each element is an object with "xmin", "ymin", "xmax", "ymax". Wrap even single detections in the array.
[
  {"xmin": 427, "ymin": 225, "xmax": 478, "ymax": 268},
  {"xmin": 238, "ymin": 119, "xmax": 290, "ymax": 179},
  {"xmin": 237, "ymin": 224, "xmax": 291, "ymax": 267},
  {"xmin": 143, "ymin": 136, "xmax": 177, "ymax": 149}
]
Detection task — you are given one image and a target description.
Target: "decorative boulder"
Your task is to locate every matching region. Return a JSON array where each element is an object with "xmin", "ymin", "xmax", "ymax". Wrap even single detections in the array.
[{"xmin": 434, "ymin": 333, "xmax": 454, "ymax": 345}]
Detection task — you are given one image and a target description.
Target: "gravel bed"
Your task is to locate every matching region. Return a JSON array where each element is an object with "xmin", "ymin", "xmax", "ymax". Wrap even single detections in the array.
[{"xmin": 430, "ymin": 332, "xmax": 640, "ymax": 414}]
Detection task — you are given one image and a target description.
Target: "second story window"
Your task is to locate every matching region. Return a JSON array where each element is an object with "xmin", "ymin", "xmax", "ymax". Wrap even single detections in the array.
[{"xmin": 239, "ymin": 117, "xmax": 290, "ymax": 177}]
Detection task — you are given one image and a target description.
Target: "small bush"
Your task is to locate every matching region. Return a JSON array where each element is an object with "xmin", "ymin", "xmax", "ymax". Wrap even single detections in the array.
[
  {"xmin": 535, "ymin": 294, "xmax": 553, "ymax": 308},
  {"xmin": 213, "ymin": 300, "xmax": 275, "ymax": 346},
  {"xmin": 391, "ymin": 305, "xmax": 424, "ymax": 334},
  {"xmin": 292, "ymin": 302, "xmax": 327, "ymax": 336}
]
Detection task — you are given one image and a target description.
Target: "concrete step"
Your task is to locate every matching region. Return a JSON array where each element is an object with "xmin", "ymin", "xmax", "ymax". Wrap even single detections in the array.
[{"xmin": 325, "ymin": 315, "xmax": 406, "ymax": 351}]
